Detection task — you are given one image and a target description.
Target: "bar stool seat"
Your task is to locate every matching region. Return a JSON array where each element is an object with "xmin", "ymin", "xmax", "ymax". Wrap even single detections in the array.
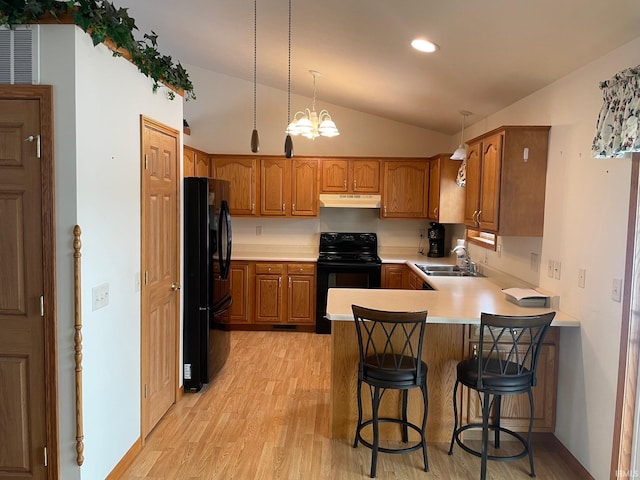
[{"xmin": 351, "ymin": 304, "xmax": 429, "ymax": 478}]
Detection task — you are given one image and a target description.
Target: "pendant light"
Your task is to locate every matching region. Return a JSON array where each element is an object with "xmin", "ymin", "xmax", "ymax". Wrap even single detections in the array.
[
  {"xmin": 250, "ymin": 0, "xmax": 260, "ymax": 153},
  {"xmin": 284, "ymin": 0, "xmax": 294, "ymax": 158},
  {"xmin": 450, "ymin": 110, "xmax": 471, "ymax": 160}
]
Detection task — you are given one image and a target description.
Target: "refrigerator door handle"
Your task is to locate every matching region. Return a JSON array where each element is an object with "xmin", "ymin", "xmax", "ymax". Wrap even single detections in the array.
[{"xmin": 219, "ymin": 200, "xmax": 232, "ymax": 280}]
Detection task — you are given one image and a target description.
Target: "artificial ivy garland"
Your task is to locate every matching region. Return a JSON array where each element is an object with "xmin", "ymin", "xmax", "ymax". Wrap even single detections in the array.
[{"xmin": 0, "ymin": 0, "xmax": 195, "ymax": 100}]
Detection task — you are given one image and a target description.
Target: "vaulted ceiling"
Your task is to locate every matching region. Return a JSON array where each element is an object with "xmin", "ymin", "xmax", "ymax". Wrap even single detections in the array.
[{"xmin": 119, "ymin": 0, "xmax": 640, "ymax": 134}]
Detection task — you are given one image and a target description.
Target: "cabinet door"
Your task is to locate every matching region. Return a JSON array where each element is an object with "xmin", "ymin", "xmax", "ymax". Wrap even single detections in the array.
[
  {"xmin": 464, "ymin": 143, "xmax": 482, "ymax": 227},
  {"xmin": 477, "ymin": 133, "xmax": 503, "ymax": 232},
  {"xmin": 287, "ymin": 273, "xmax": 315, "ymax": 324},
  {"xmin": 228, "ymin": 262, "xmax": 250, "ymax": 324},
  {"xmin": 291, "ymin": 158, "xmax": 318, "ymax": 216},
  {"xmin": 320, "ymin": 159, "xmax": 349, "ymax": 192},
  {"xmin": 427, "ymin": 156, "xmax": 440, "ymax": 221},
  {"xmin": 352, "ymin": 160, "xmax": 380, "ymax": 193},
  {"xmin": 212, "ymin": 157, "xmax": 258, "ymax": 216},
  {"xmin": 183, "ymin": 146, "xmax": 196, "ymax": 177},
  {"xmin": 194, "ymin": 152, "xmax": 210, "ymax": 177},
  {"xmin": 382, "ymin": 161, "xmax": 429, "ymax": 218},
  {"xmin": 255, "ymin": 274, "xmax": 283, "ymax": 323},
  {"xmin": 260, "ymin": 158, "xmax": 290, "ymax": 216},
  {"xmin": 464, "ymin": 342, "xmax": 557, "ymax": 432},
  {"xmin": 382, "ymin": 264, "xmax": 407, "ymax": 288}
]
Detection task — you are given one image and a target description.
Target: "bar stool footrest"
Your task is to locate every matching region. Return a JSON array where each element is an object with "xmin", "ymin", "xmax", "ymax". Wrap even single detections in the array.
[
  {"xmin": 355, "ymin": 417, "xmax": 425, "ymax": 455},
  {"xmin": 452, "ymin": 423, "xmax": 529, "ymax": 462}
]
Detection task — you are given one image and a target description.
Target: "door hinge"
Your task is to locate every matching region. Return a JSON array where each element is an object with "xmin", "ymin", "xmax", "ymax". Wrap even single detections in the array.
[
  {"xmin": 44, "ymin": 446, "xmax": 48, "ymax": 467},
  {"xmin": 40, "ymin": 296, "xmax": 44, "ymax": 316},
  {"xmin": 145, "ymin": 153, "xmax": 148, "ymax": 170},
  {"xmin": 144, "ymin": 271, "xmax": 149, "ymax": 285},
  {"xmin": 144, "ymin": 384, "xmax": 148, "ymax": 399}
]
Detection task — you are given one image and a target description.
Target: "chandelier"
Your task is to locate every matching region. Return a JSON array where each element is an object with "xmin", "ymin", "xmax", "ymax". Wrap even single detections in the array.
[{"xmin": 286, "ymin": 70, "xmax": 340, "ymax": 139}]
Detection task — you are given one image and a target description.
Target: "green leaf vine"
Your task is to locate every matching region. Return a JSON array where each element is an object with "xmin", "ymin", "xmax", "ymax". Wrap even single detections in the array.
[{"xmin": 0, "ymin": 0, "xmax": 195, "ymax": 100}]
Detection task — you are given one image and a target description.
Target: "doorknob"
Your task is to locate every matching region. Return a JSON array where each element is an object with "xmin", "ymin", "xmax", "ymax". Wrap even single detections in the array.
[{"xmin": 171, "ymin": 282, "xmax": 181, "ymax": 291}]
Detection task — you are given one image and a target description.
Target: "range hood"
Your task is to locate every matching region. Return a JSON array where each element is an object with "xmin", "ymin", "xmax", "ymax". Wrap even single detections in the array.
[{"xmin": 319, "ymin": 194, "xmax": 381, "ymax": 209}]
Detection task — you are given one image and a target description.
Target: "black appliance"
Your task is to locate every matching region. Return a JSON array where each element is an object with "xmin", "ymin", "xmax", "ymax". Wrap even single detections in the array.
[
  {"xmin": 183, "ymin": 177, "xmax": 232, "ymax": 392},
  {"xmin": 316, "ymin": 232, "xmax": 382, "ymax": 334},
  {"xmin": 427, "ymin": 222, "xmax": 446, "ymax": 257}
]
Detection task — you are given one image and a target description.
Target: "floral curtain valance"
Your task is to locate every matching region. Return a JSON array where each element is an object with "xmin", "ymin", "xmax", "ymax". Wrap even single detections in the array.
[{"xmin": 592, "ymin": 65, "xmax": 640, "ymax": 158}]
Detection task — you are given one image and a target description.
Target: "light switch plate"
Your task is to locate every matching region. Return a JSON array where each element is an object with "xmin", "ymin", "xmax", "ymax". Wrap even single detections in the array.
[
  {"xmin": 547, "ymin": 260, "xmax": 554, "ymax": 278},
  {"xmin": 92, "ymin": 283, "xmax": 110, "ymax": 311},
  {"xmin": 577, "ymin": 268, "xmax": 586, "ymax": 288},
  {"xmin": 553, "ymin": 261, "xmax": 561, "ymax": 280},
  {"xmin": 612, "ymin": 278, "xmax": 622, "ymax": 302}
]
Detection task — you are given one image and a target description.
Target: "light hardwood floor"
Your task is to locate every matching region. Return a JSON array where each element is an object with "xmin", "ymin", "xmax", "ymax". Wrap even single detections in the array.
[{"xmin": 120, "ymin": 331, "xmax": 585, "ymax": 480}]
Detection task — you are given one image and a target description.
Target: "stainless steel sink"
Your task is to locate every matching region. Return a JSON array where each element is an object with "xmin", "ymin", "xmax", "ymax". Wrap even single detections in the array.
[{"xmin": 415, "ymin": 264, "xmax": 484, "ymax": 277}]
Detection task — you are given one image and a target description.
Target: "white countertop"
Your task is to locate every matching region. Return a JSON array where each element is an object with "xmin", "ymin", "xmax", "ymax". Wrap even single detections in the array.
[{"xmin": 326, "ymin": 279, "xmax": 579, "ymax": 327}]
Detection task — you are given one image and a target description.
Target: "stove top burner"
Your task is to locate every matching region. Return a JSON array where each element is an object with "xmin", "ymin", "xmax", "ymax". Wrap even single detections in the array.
[{"xmin": 318, "ymin": 232, "xmax": 380, "ymax": 264}]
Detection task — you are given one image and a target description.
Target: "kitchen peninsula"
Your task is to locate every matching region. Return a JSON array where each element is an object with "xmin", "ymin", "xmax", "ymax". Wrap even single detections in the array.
[{"xmin": 326, "ymin": 265, "xmax": 579, "ymax": 442}]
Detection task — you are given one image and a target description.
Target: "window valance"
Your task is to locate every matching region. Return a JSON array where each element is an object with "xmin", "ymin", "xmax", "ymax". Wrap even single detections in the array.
[{"xmin": 592, "ymin": 65, "xmax": 640, "ymax": 158}]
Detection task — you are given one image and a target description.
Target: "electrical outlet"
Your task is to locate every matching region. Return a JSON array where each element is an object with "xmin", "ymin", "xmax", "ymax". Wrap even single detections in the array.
[
  {"xmin": 577, "ymin": 268, "xmax": 586, "ymax": 288},
  {"xmin": 547, "ymin": 260, "xmax": 554, "ymax": 278},
  {"xmin": 92, "ymin": 283, "xmax": 110, "ymax": 311},
  {"xmin": 612, "ymin": 278, "xmax": 622, "ymax": 302},
  {"xmin": 553, "ymin": 261, "xmax": 561, "ymax": 280},
  {"xmin": 496, "ymin": 244, "xmax": 502, "ymax": 258},
  {"xmin": 256, "ymin": 226, "xmax": 263, "ymax": 236}
]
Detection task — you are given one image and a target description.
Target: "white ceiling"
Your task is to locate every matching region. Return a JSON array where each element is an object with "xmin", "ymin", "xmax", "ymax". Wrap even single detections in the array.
[{"xmin": 118, "ymin": 0, "xmax": 640, "ymax": 135}]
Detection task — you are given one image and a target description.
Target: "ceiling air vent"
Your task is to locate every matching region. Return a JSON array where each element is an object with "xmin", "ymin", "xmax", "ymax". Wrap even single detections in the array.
[{"xmin": 0, "ymin": 27, "xmax": 38, "ymax": 84}]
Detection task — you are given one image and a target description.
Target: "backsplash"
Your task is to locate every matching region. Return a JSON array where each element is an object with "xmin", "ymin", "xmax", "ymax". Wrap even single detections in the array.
[{"xmin": 233, "ymin": 208, "xmax": 465, "ymax": 252}]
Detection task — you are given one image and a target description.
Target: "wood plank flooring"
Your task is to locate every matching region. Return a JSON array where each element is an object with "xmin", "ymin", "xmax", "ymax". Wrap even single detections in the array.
[{"xmin": 120, "ymin": 331, "xmax": 585, "ymax": 480}]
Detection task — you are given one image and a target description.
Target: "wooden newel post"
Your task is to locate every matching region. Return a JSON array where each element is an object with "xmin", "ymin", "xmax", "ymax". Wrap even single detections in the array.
[{"xmin": 73, "ymin": 225, "xmax": 85, "ymax": 466}]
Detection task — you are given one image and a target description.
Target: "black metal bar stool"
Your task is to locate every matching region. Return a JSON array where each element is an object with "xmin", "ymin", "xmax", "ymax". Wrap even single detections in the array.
[
  {"xmin": 351, "ymin": 304, "xmax": 429, "ymax": 478},
  {"xmin": 448, "ymin": 311, "xmax": 556, "ymax": 480}
]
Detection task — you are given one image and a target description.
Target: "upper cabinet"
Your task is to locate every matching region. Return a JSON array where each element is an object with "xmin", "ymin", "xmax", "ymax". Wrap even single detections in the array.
[
  {"xmin": 260, "ymin": 158, "xmax": 318, "ymax": 217},
  {"xmin": 211, "ymin": 155, "xmax": 259, "ymax": 216},
  {"xmin": 183, "ymin": 145, "xmax": 211, "ymax": 178},
  {"xmin": 381, "ymin": 160, "xmax": 429, "ymax": 218},
  {"xmin": 464, "ymin": 126, "xmax": 550, "ymax": 240},
  {"xmin": 320, "ymin": 158, "xmax": 380, "ymax": 193},
  {"xmin": 427, "ymin": 153, "xmax": 465, "ymax": 224}
]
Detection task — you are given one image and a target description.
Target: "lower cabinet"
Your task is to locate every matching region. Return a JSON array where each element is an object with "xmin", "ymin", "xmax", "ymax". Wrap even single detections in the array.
[
  {"xmin": 462, "ymin": 326, "xmax": 559, "ymax": 432},
  {"xmin": 382, "ymin": 264, "xmax": 423, "ymax": 290},
  {"xmin": 227, "ymin": 260, "xmax": 315, "ymax": 330}
]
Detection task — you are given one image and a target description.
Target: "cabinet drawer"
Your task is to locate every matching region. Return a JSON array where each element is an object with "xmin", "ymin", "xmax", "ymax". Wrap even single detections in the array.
[
  {"xmin": 255, "ymin": 263, "xmax": 284, "ymax": 275},
  {"xmin": 287, "ymin": 263, "xmax": 315, "ymax": 275},
  {"xmin": 468, "ymin": 324, "xmax": 559, "ymax": 344}
]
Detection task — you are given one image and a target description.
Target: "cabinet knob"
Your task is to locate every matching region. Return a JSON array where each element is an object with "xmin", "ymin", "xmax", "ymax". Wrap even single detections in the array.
[
  {"xmin": 282, "ymin": 203, "xmax": 285, "ymax": 213},
  {"xmin": 171, "ymin": 282, "xmax": 181, "ymax": 291},
  {"xmin": 353, "ymin": 180, "xmax": 357, "ymax": 190},
  {"xmin": 383, "ymin": 205, "xmax": 387, "ymax": 216},
  {"xmin": 343, "ymin": 179, "xmax": 347, "ymax": 189},
  {"xmin": 292, "ymin": 203, "xmax": 296, "ymax": 214},
  {"xmin": 433, "ymin": 207, "xmax": 438, "ymax": 217},
  {"xmin": 251, "ymin": 203, "xmax": 255, "ymax": 214},
  {"xmin": 477, "ymin": 210, "xmax": 482, "ymax": 224},
  {"xmin": 473, "ymin": 344, "xmax": 478, "ymax": 358}
]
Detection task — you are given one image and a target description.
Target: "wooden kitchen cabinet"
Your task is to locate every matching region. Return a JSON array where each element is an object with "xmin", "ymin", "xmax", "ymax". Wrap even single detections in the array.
[
  {"xmin": 253, "ymin": 262, "xmax": 316, "ymax": 327},
  {"xmin": 227, "ymin": 262, "xmax": 251, "ymax": 325},
  {"xmin": 462, "ymin": 326, "xmax": 559, "ymax": 432},
  {"xmin": 211, "ymin": 155, "xmax": 259, "ymax": 216},
  {"xmin": 381, "ymin": 160, "xmax": 429, "ymax": 218},
  {"xmin": 381, "ymin": 264, "xmax": 409, "ymax": 288},
  {"xmin": 183, "ymin": 145, "xmax": 211, "ymax": 177},
  {"xmin": 464, "ymin": 126, "xmax": 550, "ymax": 238},
  {"xmin": 260, "ymin": 158, "xmax": 318, "ymax": 217},
  {"xmin": 320, "ymin": 158, "xmax": 380, "ymax": 193},
  {"xmin": 427, "ymin": 153, "xmax": 465, "ymax": 223}
]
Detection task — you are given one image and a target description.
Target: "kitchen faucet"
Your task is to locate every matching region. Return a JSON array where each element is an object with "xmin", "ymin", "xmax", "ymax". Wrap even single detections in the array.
[{"xmin": 451, "ymin": 245, "xmax": 477, "ymax": 275}]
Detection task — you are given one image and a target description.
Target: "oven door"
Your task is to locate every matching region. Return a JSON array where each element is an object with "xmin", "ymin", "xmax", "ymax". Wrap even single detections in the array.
[{"xmin": 315, "ymin": 262, "xmax": 382, "ymax": 334}]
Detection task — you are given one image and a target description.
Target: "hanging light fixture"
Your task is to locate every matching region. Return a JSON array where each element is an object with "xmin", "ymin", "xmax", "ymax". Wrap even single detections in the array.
[
  {"xmin": 284, "ymin": 0, "xmax": 294, "ymax": 158},
  {"xmin": 250, "ymin": 0, "xmax": 260, "ymax": 153},
  {"xmin": 450, "ymin": 110, "xmax": 472, "ymax": 160},
  {"xmin": 286, "ymin": 70, "xmax": 340, "ymax": 139}
]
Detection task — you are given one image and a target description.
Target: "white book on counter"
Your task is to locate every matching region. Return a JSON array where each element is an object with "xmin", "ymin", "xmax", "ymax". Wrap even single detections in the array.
[{"xmin": 502, "ymin": 288, "xmax": 550, "ymax": 307}]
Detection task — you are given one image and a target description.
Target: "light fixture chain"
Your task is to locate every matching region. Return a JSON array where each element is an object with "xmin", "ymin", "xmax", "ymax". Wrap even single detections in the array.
[
  {"xmin": 312, "ymin": 72, "xmax": 316, "ymax": 112},
  {"xmin": 287, "ymin": 0, "xmax": 291, "ymax": 124},
  {"xmin": 253, "ymin": 0, "xmax": 257, "ymax": 130}
]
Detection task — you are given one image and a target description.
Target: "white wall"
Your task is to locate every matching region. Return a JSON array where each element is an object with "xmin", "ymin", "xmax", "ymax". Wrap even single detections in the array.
[
  {"xmin": 462, "ymin": 37, "xmax": 640, "ymax": 479},
  {"xmin": 40, "ymin": 25, "xmax": 183, "ymax": 480}
]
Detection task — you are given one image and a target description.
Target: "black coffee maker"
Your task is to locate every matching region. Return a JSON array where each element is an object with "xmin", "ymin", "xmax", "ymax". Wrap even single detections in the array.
[{"xmin": 427, "ymin": 222, "xmax": 445, "ymax": 257}]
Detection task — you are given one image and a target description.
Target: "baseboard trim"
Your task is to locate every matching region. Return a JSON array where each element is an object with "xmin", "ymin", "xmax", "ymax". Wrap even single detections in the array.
[
  {"xmin": 545, "ymin": 433, "xmax": 595, "ymax": 480},
  {"xmin": 105, "ymin": 437, "xmax": 142, "ymax": 480}
]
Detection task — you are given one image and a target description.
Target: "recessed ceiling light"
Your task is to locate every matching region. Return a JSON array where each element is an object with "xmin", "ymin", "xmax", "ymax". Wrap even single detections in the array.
[{"xmin": 411, "ymin": 38, "xmax": 439, "ymax": 53}]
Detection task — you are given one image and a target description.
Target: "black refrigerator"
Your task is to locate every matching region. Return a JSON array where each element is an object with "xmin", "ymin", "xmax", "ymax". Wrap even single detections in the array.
[{"xmin": 183, "ymin": 177, "xmax": 232, "ymax": 392}]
